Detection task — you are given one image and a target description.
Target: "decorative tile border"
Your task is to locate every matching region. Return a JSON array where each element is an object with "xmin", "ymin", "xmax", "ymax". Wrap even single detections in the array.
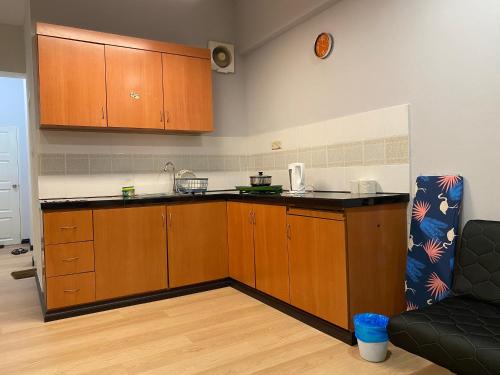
[{"xmin": 39, "ymin": 136, "xmax": 409, "ymax": 176}]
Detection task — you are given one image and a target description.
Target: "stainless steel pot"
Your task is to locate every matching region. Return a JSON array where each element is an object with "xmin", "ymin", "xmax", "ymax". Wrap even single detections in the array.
[{"xmin": 250, "ymin": 171, "xmax": 272, "ymax": 186}]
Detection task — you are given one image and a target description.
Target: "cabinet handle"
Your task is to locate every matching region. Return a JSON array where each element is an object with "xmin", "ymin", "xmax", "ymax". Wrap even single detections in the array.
[
  {"xmin": 165, "ymin": 111, "xmax": 170, "ymax": 123},
  {"xmin": 60, "ymin": 226, "xmax": 77, "ymax": 230},
  {"xmin": 62, "ymin": 257, "xmax": 79, "ymax": 262},
  {"xmin": 63, "ymin": 288, "xmax": 80, "ymax": 293},
  {"xmin": 248, "ymin": 211, "xmax": 253, "ymax": 224},
  {"xmin": 162, "ymin": 213, "xmax": 165, "ymax": 228},
  {"xmin": 169, "ymin": 212, "xmax": 172, "ymax": 226},
  {"xmin": 160, "ymin": 110, "xmax": 164, "ymax": 123},
  {"xmin": 252, "ymin": 211, "xmax": 256, "ymax": 225},
  {"xmin": 287, "ymin": 224, "xmax": 291, "ymax": 239},
  {"xmin": 101, "ymin": 106, "xmax": 105, "ymax": 119}
]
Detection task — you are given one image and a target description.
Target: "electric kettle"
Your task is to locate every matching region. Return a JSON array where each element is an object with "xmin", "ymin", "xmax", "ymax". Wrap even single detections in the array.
[{"xmin": 288, "ymin": 163, "xmax": 305, "ymax": 193}]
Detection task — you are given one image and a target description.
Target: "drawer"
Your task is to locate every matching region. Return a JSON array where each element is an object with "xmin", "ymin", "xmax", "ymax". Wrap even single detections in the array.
[
  {"xmin": 45, "ymin": 242, "xmax": 95, "ymax": 277},
  {"xmin": 287, "ymin": 208, "xmax": 345, "ymax": 221},
  {"xmin": 44, "ymin": 210, "xmax": 93, "ymax": 244},
  {"xmin": 46, "ymin": 272, "xmax": 95, "ymax": 310}
]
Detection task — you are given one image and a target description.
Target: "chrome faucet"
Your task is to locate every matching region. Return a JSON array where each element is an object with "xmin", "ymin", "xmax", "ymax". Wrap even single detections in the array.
[{"xmin": 163, "ymin": 161, "xmax": 176, "ymax": 193}]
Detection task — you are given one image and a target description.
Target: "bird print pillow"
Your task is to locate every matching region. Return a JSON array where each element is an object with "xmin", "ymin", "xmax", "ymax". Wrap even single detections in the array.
[{"xmin": 406, "ymin": 175, "xmax": 464, "ymax": 310}]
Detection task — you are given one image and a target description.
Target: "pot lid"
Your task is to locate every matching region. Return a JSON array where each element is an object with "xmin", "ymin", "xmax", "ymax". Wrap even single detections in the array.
[{"xmin": 250, "ymin": 171, "xmax": 271, "ymax": 178}]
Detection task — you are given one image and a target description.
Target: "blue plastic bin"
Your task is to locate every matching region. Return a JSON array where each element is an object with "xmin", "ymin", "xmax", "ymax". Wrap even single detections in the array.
[{"xmin": 354, "ymin": 313, "xmax": 389, "ymax": 362}]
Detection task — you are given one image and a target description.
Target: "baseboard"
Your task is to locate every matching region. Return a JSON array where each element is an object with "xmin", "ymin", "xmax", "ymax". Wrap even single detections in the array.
[{"xmin": 229, "ymin": 280, "xmax": 356, "ymax": 346}]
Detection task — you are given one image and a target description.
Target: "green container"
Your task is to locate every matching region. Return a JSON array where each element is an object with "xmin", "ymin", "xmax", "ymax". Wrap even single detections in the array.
[{"xmin": 122, "ymin": 186, "xmax": 135, "ymax": 198}]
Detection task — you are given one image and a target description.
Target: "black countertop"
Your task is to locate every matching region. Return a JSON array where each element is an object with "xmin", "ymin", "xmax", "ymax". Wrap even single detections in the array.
[{"xmin": 40, "ymin": 190, "xmax": 409, "ymax": 211}]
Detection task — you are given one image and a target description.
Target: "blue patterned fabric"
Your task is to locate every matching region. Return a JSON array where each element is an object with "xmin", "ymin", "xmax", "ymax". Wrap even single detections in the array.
[{"xmin": 406, "ymin": 176, "xmax": 464, "ymax": 311}]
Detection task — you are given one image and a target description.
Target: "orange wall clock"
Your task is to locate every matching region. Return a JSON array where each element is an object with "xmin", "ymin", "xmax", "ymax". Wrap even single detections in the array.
[{"xmin": 314, "ymin": 33, "xmax": 334, "ymax": 59}]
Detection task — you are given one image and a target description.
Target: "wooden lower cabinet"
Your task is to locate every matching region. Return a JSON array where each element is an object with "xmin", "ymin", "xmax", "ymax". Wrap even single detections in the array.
[
  {"xmin": 43, "ymin": 209, "xmax": 93, "ymax": 245},
  {"xmin": 345, "ymin": 204, "xmax": 407, "ymax": 322},
  {"xmin": 46, "ymin": 272, "xmax": 95, "ymax": 310},
  {"xmin": 93, "ymin": 205, "xmax": 168, "ymax": 300},
  {"xmin": 167, "ymin": 202, "xmax": 228, "ymax": 288},
  {"xmin": 41, "ymin": 201, "xmax": 406, "ymax": 331},
  {"xmin": 227, "ymin": 202, "xmax": 289, "ymax": 302},
  {"xmin": 45, "ymin": 241, "xmax": 94, "ymax": 278},
  {"xmin": 253, "ymin": 204, "xmax": 289, "ymax": 302},
  {"xmin": 227, "ymin": 202, "xmax": 255, "ymax": 287},
  {"xmin": 287, "ymin": 212, "xmax": 349, "ymax": 329}
]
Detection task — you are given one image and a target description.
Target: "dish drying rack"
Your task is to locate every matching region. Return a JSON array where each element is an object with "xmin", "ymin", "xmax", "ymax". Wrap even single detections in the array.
[{"xmin": 175, "ymin": 178, "xmax": 208, "ymax": 194}]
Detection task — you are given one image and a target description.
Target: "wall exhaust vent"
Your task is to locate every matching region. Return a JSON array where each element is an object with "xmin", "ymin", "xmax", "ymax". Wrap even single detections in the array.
[{"xmin": 208, "ymin": 41, "xmax": 235, "ymax": 74}]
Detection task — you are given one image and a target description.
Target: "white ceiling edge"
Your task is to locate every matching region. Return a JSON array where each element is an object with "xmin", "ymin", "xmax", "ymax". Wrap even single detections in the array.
[{"xmin": 239, "ymin": 0, "xmax": 342, "ymax": 55}]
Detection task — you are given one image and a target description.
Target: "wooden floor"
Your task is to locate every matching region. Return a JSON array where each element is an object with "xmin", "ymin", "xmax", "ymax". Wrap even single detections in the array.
[{"xmin": 0, "ymin": 245, "xmax": 450, "ymax": 375}]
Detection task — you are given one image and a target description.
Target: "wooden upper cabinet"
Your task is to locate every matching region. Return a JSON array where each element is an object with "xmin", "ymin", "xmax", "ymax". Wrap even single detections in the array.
[
  {"xmin": 162, "ymin": 54, "xmax": 213, "ymax": 132},
  {"xmin": 227, "ymin": 202, "xmax": 255, "ymax": 288},
  {"xmin": 288, "ymin": 213, "xmax": 349, "ymax": 329},
  {"xmin": 105, "ymin": 46, "xmax": 164, "ymax": 130},
  {"xmin": 36, "ymin": 23, "xmax": 213, "ymax": 133},
  {"xmin": 167, "ymin": 202, "xmax": 228, "ymax": 288},
  {"xmin": 38, "ymin": 36, "xmax": 107, "ymax": 127},
  {"xmin": 253, "ymin": 204, "xmax": 289, "ymax": 302}
]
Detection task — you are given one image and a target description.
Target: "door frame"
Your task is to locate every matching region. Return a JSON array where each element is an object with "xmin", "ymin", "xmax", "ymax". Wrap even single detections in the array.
[{"xmin": 0, "ymin": 71, "xmax": 29, "ymax": 245}]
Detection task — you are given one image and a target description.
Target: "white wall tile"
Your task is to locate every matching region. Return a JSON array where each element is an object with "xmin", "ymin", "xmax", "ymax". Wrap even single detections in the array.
[
  {"xmin": 298, "ymin": 148, "xmax": 312, "ymax": 168},
  {"xmin": 89, "ymin": 155, "xmax": 112, "ymax": 175},
  {"xmin": 343, "ymin": 142, "xmax": 363, "ymax": 166},
  {"xmin": 39, "ymin": 104, "xmax": 410, "ymax": 198},
  {"xmin": 383, "ymin": 104, "xmax": 410, "ymax": 138},
  {"xmin": 363, "ymin": 139, "xmax": 385, "ymax": 166},
  {"xmin": 311, "ymin": 146, "xmax": 327, "ymax": 168},
  {"xmin": 66, "ymin": 154, "xmax": 90, "ymax": 175}
]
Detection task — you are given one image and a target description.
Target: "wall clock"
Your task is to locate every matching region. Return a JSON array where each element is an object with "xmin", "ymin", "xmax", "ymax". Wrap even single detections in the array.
[{"xmin": 314, "ymin": 33, "xmax": 334, "ymax": 59}]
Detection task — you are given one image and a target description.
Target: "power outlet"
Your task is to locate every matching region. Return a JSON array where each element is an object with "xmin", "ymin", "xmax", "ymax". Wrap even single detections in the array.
[{"xmin": 271, "ymin": 141, "xmax": 282, "ymax": 151}]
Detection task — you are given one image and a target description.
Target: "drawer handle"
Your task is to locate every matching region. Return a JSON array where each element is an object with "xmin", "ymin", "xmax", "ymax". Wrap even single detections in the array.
[
  {"xmin": 63, "ymin": 288, "xmax": 80, "ymax": 293},
  {"xmin": 60, "ymin": 226, "xmax": 77, "ymax": 230},
  {"xmin": 62, "ymin": 257, "xmax": 80, "ymax": 262}
]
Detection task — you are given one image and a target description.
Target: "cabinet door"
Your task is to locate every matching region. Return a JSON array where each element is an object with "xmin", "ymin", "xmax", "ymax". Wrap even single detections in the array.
[
  {"xmin": 288, "ymin": 215, "xmax": 348, "ymax": 329},
  {"xmin": 167, "ymin": 202, "xmax": 227, "ymax": 287},
  {"xmin": 254, "ymin": 204, "xmax": 289, "ymax": 302},
  {"xmin": 106, "ymin": 46, "xmax": 164, "ymax": 130},
  {"xmin": 38, "ymin": 36, "xmax": 107, "ymax": 127},
  {"xmin": 162, "ymin": 54, "xmax": 213, "ymax": 132},
  {"xmin": 93, "ymin": 206, "xmax": 167, "ymax": 300},
  {"xmin": 227, "ymin": 202, "xmax": 255, "ymax": 287}
]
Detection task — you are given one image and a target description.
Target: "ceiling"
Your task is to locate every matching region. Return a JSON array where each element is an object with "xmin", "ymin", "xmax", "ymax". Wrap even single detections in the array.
[{"xmin": 0, "ymin": 0, "xmax": 25, "ymax": 26}]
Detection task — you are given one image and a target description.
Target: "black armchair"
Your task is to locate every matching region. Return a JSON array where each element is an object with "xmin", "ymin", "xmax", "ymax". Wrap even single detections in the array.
[{"xmin": 388, "ymin": 220, "xmax": 500, "ymax": 375}]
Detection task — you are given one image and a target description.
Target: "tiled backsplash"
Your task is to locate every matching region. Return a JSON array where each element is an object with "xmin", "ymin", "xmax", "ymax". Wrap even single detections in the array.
[
  {"xmin": 38, "ymin": 104, "xmax": 411, "ymax": 198},
  {"xmin": 40, "ymin": 136, "xmax": 408, "ymax": 175}
]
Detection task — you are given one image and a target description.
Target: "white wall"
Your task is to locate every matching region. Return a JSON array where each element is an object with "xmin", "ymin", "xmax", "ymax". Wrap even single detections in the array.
[
  {"xmin": 30, "ymin": 0, "xmax": 246, "ymax": 137},
  {"xmin": 24, "ymin": 0, "xmax": 43, "ymax": 287},
  {"xmin": 0, "ymin": 76, "xmax": 30, "ymax": 240},
  {"xmin": 0, "ymin": 23, "xmax": 25, "ymax": 73},
  {"xmin": 235, "ymin": 0, "xmax": 339, "ymax": 54},
  {"xmin": 242, "ymin": 0, "xmax": 500, "ymax": 224}
]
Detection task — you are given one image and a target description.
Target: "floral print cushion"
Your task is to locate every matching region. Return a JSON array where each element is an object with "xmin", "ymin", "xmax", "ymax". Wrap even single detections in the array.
[{"xmin": 406, "ymin": 175, "xmax": 464, "ymax": 310}]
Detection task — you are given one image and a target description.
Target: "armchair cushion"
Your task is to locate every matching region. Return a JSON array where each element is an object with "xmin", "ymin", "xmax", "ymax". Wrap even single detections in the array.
[{"xmin": 388, "ymin": 296, "xmax": 500, "ymax": 375}]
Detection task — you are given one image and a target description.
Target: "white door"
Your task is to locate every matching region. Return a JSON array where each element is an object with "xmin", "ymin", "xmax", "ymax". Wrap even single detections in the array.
[{"xmin": 0, "ymin": 127, "xmax": 21, "ymax": 245}]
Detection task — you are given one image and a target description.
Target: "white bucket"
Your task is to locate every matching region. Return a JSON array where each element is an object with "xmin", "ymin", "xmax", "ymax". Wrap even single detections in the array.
[{"xmin": 357, "ymin": 338, "xmax": 388, "ymax": 362}]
